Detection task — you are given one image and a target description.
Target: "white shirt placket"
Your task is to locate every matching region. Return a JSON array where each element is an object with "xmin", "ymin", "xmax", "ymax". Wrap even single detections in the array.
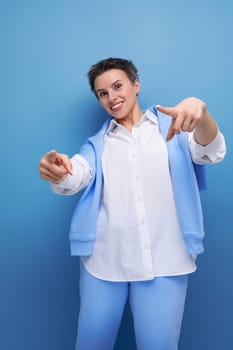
[{"xmin": 129, "ymin": 137, "xmax": 154, "ymax": 278}]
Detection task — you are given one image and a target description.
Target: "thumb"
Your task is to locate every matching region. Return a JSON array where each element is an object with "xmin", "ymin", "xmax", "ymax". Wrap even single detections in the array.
[{"xmin": 166, "ymin": 121, "xmax": 176, "ymax": 142}]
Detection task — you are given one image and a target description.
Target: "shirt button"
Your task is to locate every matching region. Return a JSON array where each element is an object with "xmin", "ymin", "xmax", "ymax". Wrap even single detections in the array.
[
  {"xmin": 144, "ymin": 244, "xmax": 149, "ymax": 250},
  {"xmin": 141, "ymin": 219, "xmax": 146, "ymax": 225}
]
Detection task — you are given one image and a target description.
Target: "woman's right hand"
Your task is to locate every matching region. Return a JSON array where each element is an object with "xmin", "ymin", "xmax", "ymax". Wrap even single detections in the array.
[{"xmin": 39, "ymin": 150, "xmax": 73, "ymax": 184}]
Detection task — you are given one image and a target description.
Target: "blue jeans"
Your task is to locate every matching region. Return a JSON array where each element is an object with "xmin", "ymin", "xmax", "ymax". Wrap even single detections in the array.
[{"xmin": 75, "ymin": 262, "xmax": 188, "ymax": 350}]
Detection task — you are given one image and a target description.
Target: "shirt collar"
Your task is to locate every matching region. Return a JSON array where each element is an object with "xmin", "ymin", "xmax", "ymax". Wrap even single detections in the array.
[{"xmin": 106, "ymin": 109, "xmax": 158, "ymax": 135}]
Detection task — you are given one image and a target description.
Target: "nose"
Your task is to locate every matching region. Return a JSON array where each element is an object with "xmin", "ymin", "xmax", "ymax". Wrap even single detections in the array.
[{"xmin": 108, "ymin": 90, "xmax": 117, "ymax": 102}]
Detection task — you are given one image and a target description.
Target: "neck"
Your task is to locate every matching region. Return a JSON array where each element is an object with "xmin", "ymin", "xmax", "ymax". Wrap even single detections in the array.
[{"xmin": 116, "ymin": 104, "xmax": 143, "ymax": 131}]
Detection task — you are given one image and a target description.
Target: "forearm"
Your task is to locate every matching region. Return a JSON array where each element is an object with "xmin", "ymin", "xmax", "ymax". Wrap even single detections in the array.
[{"xmin": 193, "ymin": 107, "xmax": 218, "ymax": 146}]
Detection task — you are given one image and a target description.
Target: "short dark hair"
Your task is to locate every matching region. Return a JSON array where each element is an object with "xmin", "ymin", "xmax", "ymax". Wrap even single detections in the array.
[{"xmin": 87, "ymin": 57, "xmax": 139, "ymax": 96}]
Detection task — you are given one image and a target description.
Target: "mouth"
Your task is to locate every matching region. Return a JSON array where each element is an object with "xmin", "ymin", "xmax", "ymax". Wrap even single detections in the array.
[{"xmin": 110, "ymin": 101, "xmax": 124, "ymax": 112}]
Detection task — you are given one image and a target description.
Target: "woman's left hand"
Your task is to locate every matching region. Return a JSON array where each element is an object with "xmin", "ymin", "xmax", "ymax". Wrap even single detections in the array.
[{"xmin": 156, "ymin": 97, "xmax": 218, "ymax": 145}]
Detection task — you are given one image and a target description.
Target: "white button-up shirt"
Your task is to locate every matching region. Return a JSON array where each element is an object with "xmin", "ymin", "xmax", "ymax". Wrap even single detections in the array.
[{"xmin": 52, "ymin": 110, "xmax": 226, "ymax": 282}]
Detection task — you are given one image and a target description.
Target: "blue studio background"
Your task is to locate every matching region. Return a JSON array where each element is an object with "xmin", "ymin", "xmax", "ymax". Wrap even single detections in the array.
[{"xmin": 0, "ymin": 1, "xmax": 232, "ymax": 349}]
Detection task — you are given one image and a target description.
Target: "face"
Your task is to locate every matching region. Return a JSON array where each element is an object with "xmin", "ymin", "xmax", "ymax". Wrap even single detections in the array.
[{"xmin": 94, "ymin": 69, "xmax": 141, "ymax": 123}]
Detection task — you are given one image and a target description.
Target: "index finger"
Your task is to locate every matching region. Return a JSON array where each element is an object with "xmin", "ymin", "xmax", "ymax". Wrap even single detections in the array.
[
  {"xmin": 46, "ymin": 150, "xmax": 72, "ymax": 175},
  {"xmin": 46, "ymin": 150, "xmax": 58, "ymax": 163},
  {"xmin": 55, "ymin": 153, "xmax": 73, "ymax": 175},
  {"xmin": 156, "ymin": 104, "xmax": 177, "ymax": 118}
]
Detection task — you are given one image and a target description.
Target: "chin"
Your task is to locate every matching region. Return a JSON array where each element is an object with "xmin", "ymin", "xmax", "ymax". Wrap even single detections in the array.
[{"xmin": 113, "ymin": 115, "xmax": 126, "ymax": 121}]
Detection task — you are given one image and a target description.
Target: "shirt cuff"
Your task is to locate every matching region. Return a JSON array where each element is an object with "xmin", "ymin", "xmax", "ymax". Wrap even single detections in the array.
[
  {"xmin": 189, "ymin": 129, "xmax": 226, "ymax": 163},
  {"xmin": 50, "ymin": 175, "xmax": 73, "ymax": 194}
]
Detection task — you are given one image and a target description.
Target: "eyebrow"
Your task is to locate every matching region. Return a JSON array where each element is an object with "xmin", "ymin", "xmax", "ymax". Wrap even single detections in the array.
[{"xmin": 96, "ymin": 79, "xmax": 122, "ymax": 93}]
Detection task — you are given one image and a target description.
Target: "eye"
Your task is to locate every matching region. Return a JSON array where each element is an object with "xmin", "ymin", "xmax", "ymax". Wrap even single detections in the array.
[
  {"xmin": 99, "ymin": 91, "xmax": 107, "ymax": 98},
  {"xmin": 114, "ymin": 83, "xmax": 122, "ymax": 90}
]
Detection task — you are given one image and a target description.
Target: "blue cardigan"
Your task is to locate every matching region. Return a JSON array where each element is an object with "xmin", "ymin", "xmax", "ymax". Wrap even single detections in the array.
[{"xmin": 69, "ymin": 107, "xmax": 207, "ymax": 256}]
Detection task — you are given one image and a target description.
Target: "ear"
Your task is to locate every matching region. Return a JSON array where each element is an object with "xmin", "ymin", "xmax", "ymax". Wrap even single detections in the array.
[{"xmin": 134, "ymin": 79, "xmax": 140, "ymax": 95}]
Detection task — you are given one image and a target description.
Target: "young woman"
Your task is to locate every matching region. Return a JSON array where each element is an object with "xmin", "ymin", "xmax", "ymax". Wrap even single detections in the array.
[{"xmin": 39, "ymin": 58, "xmax": 226, "ymax": 350}]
